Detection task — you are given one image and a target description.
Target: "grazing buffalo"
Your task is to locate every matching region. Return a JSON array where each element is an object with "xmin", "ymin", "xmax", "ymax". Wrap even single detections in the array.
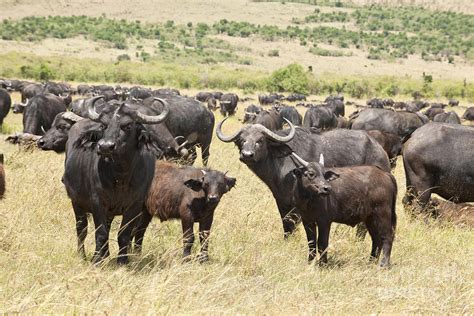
[
  {"xmin": 290, "ymin": 153, "xmax": 396, "ymax": 267},
  {"xmin": 403, "ymin": 123, "xmax": 474, "ymax": 212},
  {"xmin": 462, "ymin": 107, "xmax": 474, "ymax": 121},
  {"xmin": 433, "ymin": 111, "xmax": 461, "ymax": 124},
  {"xmin": 0, "ymin": 88, "xmax": 11, "ymax": 129},
  {"xmin": 216, "ymin": 119, "xmax": 390, "ymax": 236},
  {"xmin": 303, "ymin": 105, "xmax": 337, "ymax": 130},
  {"xmin": 366, "ymin": 130, "xmax": 402, "ymax": 168},
  {"xmin": 37, "ymin": 112, "xmax": 86, "ymax": 152},
  {"xmin": 448, "ymin": 99, "xmax": 459, "ymax": 107},
  {"xmin": 133, "ymin": 161, "xmax": 236, "ymax": 262},
  {"xmin": 22, "ymin": 94, "xmax": 68, "ymax": 135},
  {"xmin": 350, "ymin": 108, "xmax": 427, "ymax": 139},
  {"xmin": 243, "ymin": 104, "xmax": 262, "ymax": 123},
  {"xmin": 62, "ymin": 96, "xmax": 169, "ymax": 264},
  {"xmin": 277, "ymin": 105, "xmax": 302, "ymax": 126},
  {"xmin": 220, "ymin": 93, "xmax": 239, "ymax": 117},
  {"xmin": 0, "ymin": 154, "xmax": 4, "ymax": 199},
  {"xmin": 253, "ymin": 109, "xmax": 283, "ymax": 130},
  {"xmin": 285, "ymin": 94, "xmax": 306, "ymax": 102},
  {"xmin": 143, "ymin": 94, "xmax": 215, "ymax": 165}
]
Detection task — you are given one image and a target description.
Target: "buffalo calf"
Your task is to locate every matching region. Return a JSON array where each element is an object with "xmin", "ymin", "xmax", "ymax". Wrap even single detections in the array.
[
  {"xmin": 134, "ymin": 161, "xmax": 236, "ymax": 262},
  {"xmin": 290, "ymin": 153, "xmax": 397, "ymax": 267}
]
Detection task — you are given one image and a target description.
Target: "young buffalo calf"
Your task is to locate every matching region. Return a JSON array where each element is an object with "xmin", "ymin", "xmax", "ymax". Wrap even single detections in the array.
[
  {"xmin": 134, "ymin": 161, "xmax": 236, "ymax": 262},
  {"xmin": 291, "ymin": 153, "xmax": 397, "ymax": 267}
]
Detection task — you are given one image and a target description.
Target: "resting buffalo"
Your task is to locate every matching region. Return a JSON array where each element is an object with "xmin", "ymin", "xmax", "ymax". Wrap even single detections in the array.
[
  {"xmin": 21, "ymin": 94, "xmax": 68, "ymax": 135},
  {"xmin": 62, "ymin": 96, "xmax": 169, "ymax": 264},
  {"xmin": 403, "ymin": 123, "xmax": 474, "ymax": 212},
  {"xmin": 0, "ymin": 88, "xmax": 11, "ymax": 129},
  {"xmin": 366, "ymin": 130, "xmax": 402, "ymax": 168},
  {"xmin": 290, "ymin": 153, "xmax": 397, "ymax": 267},
  {"xmin": 303, "ymin": 105, "xmax": 337, "ymax": 130},
  {"xmin": 350, "ymin": 108, "xmax": 427, "ymax": 139},
  {"xmin": 220, "ymin": 93, "xmax": 239, "ymax": 117},
  {"xmin": 133, "ymin": 161, "xmax": 236, "ymax": 262},
  {"xmin": 462, "ymin": 107, "xmax": 474, "ymax": 121},
  {"xmin": 0, "ymin": 154, "xmax": 4, "ymax": 199},
  {"xmin": 433, "ymin": 111, "xmax": 461, "ymax": 124},
  {"xmin": 216, "ymin": 119, "xmax": 390, "ymax": 236},
  {"xmin": 143, "ymin": 94, "xmax": 215, "ymax": 165},
  {"xmin": 243, "ymin": 104, "xmax": 262, "ymax": 123}
]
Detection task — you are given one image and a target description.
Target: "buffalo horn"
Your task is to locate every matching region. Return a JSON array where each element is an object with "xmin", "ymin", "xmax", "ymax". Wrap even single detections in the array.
[
  {"xmin": 85, "ymin": 95, "xmax": 104, "ymax": 121},
  {"xmin": 216, "ymin": 117, "xmax": 241, "ymax": 143},
  {"xmin": 256, "ymin": 118, "xmax": 295, "ymax": 143},
  {"xmin": 291, "ymin": 152, "xmax": 309, "ymax": 167},
  {"xmin": 135, "ymin": 98, "xmax": 169, "ymax": 124},
  {"xmin": 319, "ymin": 154, "xmax": 325, "ymax": 167},
  {"xmin": 62, "ymin": 111, "xmax": 84, "ymax": 122}
]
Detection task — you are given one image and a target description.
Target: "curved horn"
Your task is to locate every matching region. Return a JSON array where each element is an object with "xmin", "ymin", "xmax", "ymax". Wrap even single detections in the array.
[
  {"xmin": 85, "ymin": 95, "xmax": 104, "ymax": 121},
  {"xmin": 216, "ymin": 117, "xmax": 242, "ymax": 143},
  {"xmin": 178, "ymin": 139, "xmax": 189, "ymax": 149},
  {"xmin": 319, "ymin": 153, "xmax": 325, "ymax": 167},
  {"xmin": 41, "ymin": 126, "xmax": 46, "ymax": 134},
  {"xmin": 291, "ymin": 152, "xmax": 309, "ymax": 167},
  {"xmin": 135, "ymin": 97, "xmax": 169, "ymax": 124},
  {"xmin": 256, "ymin": 118, "xmax": 295, "ymax": 143},
  {"xmin": 62, "ymin": 111, "xmax": 84, "ymax": 122}
]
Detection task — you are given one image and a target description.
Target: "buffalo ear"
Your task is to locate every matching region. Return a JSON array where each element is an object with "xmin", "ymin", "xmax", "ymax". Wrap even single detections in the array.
[
  {"xmin": 292, "ymin": 167, "xmax": 304, "ymax": 177},
  {"xmin": 225, "ymin": 176, "xmax": 237, "ymax": 191},
  {"xmin": 324, "ymin": 170, "xmax": 339, "ymax": 181},
  {"xmin": 184, "ymin": 178, "xmax": 203, "ymax": 191}
]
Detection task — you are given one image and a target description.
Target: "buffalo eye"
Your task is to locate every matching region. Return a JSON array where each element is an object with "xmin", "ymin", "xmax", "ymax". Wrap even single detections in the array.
[{"xmin": 121, "ymin": 123, "xmax": 133, "ymax": 131}]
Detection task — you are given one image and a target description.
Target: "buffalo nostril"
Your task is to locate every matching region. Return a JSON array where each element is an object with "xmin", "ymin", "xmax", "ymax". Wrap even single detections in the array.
[
  {"xmin": 37, "ymin": 139, "xmax": 45, "ymax": 147},
  {"xmin": 208, "ymin": 195, "xmax": 219, "ymax": 202},
  {"xmin": 241, "ymin": 151, "xmax": 254, "ymax": 158}
]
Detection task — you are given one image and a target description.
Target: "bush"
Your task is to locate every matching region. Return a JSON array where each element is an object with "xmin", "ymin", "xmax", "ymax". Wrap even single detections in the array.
[
  {"xmin": 268, "ymin": 49, "xmax": 279, "ymax": 57},
  {"xmin": 266, "ymin": 63, "xmax": 309, "ymax": 94}
]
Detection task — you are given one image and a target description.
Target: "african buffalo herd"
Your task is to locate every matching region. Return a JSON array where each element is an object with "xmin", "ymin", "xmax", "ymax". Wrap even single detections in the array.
[{"xmin": 0, "ymin": 79, "xmax": 473, "ymax": 268}]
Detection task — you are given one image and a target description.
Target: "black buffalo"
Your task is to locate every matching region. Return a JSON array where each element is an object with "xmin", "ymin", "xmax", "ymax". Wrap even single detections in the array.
[
  {"xmin": 220, "ymin": 93, "xmax": 239, "ymax": 117},
  {"xmin": 243, "ymin": 104, "xmax": 262, "ymax": 123},
  {"xmin": 0, "ymin": 88, "xmax": 11, "ymax": 129},
  {"xmin": 216, "ymin": 119, "xmax": 390, "ymax": 236},
  {"xmin": 37, "ymin": 111, "xmax": 86, "ymax": 152},
  {"xmin": 253, "ymin": 108, "xmax": 283, "ymax": 130},
  {"xmin": 403, "ymin": 123, "xmax": 474, "ymax": 212},
  {"xmin": 350, "ymin": 108, "xmax": 427, "ymax": 139},
  {"xmin": 366, "ymin": 130, "xmax": 402, "ymax": 168},
  {"xmin": 462, "ymin": 107, "xmax": 474, "ymax": 121},
  {"xmin": 62, "ymin": 96, "xmax": 169, "ymax": 264},
  {"xmin": 433, "ymin": 111, "xmax": 461, "ymax": 124},
  {"xmin": 22, "ymin": 94, "xmax": 68, "ymax": 135},
  {"xmin": 277, "ymin": 105, "xmax": 302, "ymax": 126},
  {"xmin": 303, "ymin": 105, "xmax": 337, "ymax": 130},
  {"xmin": 285, "ymin": 94, "xmax": 306, "ymax": 102}
]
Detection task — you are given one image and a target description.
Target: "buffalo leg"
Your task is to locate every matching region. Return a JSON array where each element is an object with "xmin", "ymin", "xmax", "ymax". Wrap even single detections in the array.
[
  {"xmin": 116, "ymin": 210, "xmax": 140, "ymax": 265},
  {"xmin": 72, "ymin": 203, "xmax": 88, "ymax": 259},
  {"xmin": 277, "ymin": 202, "xmax": 301, "ymax": 238},
  {"xmin": 181, "ymin": 217, "xmax": 195, "ymax": 260},
  {"xmin": 133, "ymin": 211, "xmax": 152, "ymax": 253},
  {"xmin": 316, "ymin": 221, "xmax": 331, "ymax": 265},
  {"xmin": 91, "ymin": 212, "xmax": 110, "ymax": 264},
  {"xmin": 366, "ymin": 218, "xmax": 382, "ymax": 262},
  {"xmin": 198, "ymin": 213, "xmax": 214, "ymax": 263},
  {"xmin": 302, "ymin": 219, "xmax": 317, "ymax": 262}
]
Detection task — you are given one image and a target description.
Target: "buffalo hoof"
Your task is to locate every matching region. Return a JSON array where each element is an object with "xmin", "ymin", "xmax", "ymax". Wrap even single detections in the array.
[{"xmin": 197, "ymin": 252, "xmax": 209, "ymax": 263}]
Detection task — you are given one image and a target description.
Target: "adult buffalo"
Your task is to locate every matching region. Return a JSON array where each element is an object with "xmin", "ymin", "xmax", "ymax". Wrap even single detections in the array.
[
  {"xmin": 259, "ymin": 94, "xmax": 283, "ymax": 105},
  {"xmin": 285, "ymin": 94, "xmax": 306, "ymax": 102},
  {"xmin": 22, "ymin": 94, "xmax": 68, "ymax": 135},
  {"xmin": 423, "ymin": 107, "xmax": 445, "ymax": 120},
  {"xmin": 324, "ymin": 99, "xmax": 345, "ymax": 117},
  {"xmin": 433, "ymin": 111, "xmax": 461, "ymax": 124},
  {"xmin": 462, "ymin": 107, "xmax": 474, "ymax": 121},
  {"xmin": 77, "ymin": 84, "xmax": 92, "ymax": 95},
  {"xmin": 243, "ymin": 104, "xmax": 262, "ymax": 123},
  {"xmin": 366, "ymin": 130, "xmax": 402, "ymax": 168},
  {"xmin": 216, "ymin": 119, "xmax": 390, "ymax": 236},
  {"xmin": 220, "ymin": 93, "xmax": 239, "ymax": 117},
  {"xmin": 253, "ymin": 109, "xmax": 283, "ymax": 130},
  {"xmin": 62, "ymin": 96, "xmax": 169, "ymax": 264},
  {"xmin": 195, "ymin": 92, "xmax": 213, "ymax": 102},
  {"xmin": 21, "ymin": 83, "xmax": 44, "ymax": 103},
  {"xmin": 403, "ymin": 123, "xmax": 474, "ymax": 212},
  {"xmin": 129, "ymin": 87, "xmax": 152, "ymax": 100},
  {"xmin": 0, "ymin": 88, "xmax": 11, "ymax": 129},
  {"xmin": 350, "ymin": 108, "xmax": 427, "ymax": 139},
  {"xmin": 37, "ymin": 111, "xmax": 86, "ymax": 152},
  {"xmin": 303, "ymin": 105, "xmax": 337, "ymax": 130},
  {"xmin": 448, "ymin": 99, "xmax": 459, "ymax": 107},
  {"xmin": 143, "ymin": 94, "xmax": 215, "ymax": 165},
  {"xmin": 277, "ymin": 105, "xmax": 302, "ymax": 126}
]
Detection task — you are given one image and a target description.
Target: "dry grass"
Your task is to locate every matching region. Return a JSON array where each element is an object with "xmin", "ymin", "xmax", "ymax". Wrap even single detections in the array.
[{"xmin": 0, "ymin": 92, "xmax": 472, "ymax": 313}]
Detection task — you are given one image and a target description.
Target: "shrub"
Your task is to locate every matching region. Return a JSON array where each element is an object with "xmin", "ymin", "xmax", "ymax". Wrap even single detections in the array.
[
  {"xmin": 268, "ymin": 49, "xmax": 279, "ymax": 57},
  {"xmin": 266, "ymin": 63, "xmax": 309, "ymax": 94}
]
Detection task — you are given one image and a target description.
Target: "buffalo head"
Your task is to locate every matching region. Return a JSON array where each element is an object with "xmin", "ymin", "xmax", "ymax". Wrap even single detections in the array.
[
  {"xmin": 216, "ymin": 117, "xmax": 295, "ymax": 163},
  {"xmin": 37, "ymin": 111, "xmax": 84, "ymax": 152},
  {"xmin": 291, "ymin": 153, "xmax": 339, "ymax": 196},
  {"xmin": 185, "ymin": 170, "xmax": 236, "ymax": 205},
  {"xmin": 82, "ymin": 96, "xmax": 169, "ymax": 159}
]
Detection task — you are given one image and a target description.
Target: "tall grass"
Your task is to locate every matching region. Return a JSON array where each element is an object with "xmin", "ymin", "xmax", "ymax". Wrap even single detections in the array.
[{"xmin": 0, "ymin": 102, "xmax": 472, "ymax": 313}]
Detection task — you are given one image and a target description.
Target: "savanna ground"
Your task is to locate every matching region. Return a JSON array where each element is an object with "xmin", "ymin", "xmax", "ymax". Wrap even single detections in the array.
[
  {"xmin": 0, "ymin": 91, "xmax": 473, "ymax": 313},
  {"xmin": 0, "ymin": 0, "xmax": 474, "ymax": 313}
]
